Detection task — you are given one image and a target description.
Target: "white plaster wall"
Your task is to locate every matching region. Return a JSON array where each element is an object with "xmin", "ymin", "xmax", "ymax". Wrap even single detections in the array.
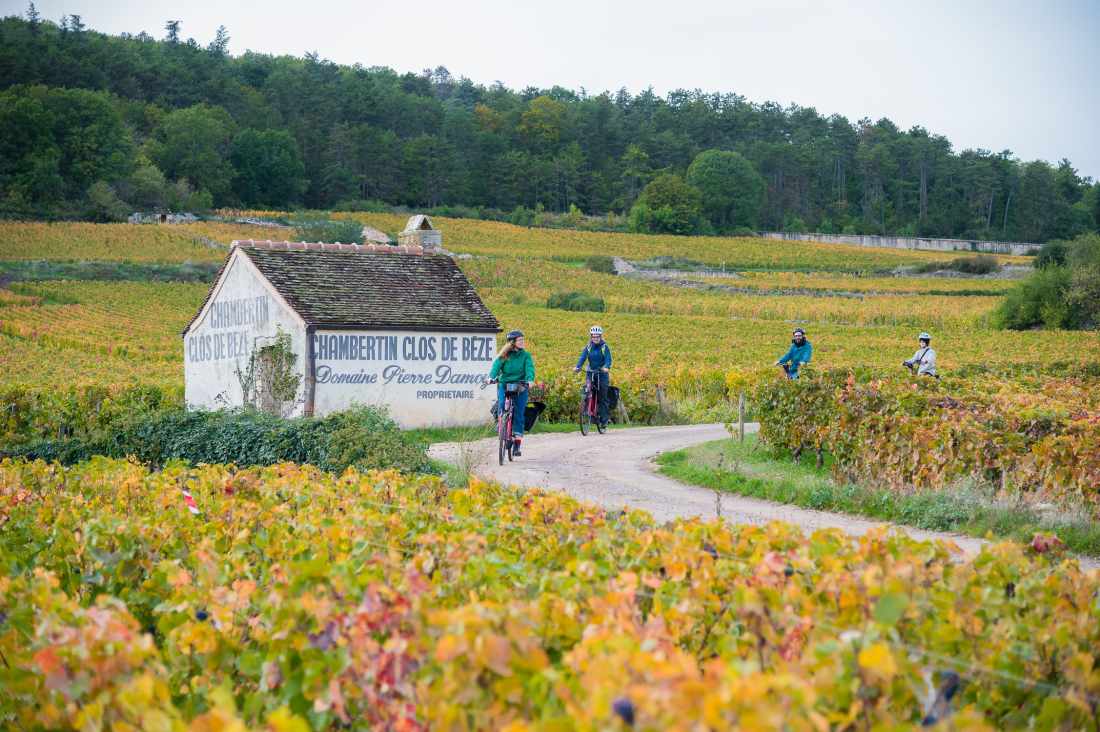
[
  {"xmin": 183, "ymin": 250, "xmax": 306, "ymax": 414},
  {"xmin": 311, "ymin": 330, "xmax": 497, "ymax": 428}
]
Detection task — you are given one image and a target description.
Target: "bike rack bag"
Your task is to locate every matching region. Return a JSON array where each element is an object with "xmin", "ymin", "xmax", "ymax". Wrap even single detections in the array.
[{"xmin": 524, "ymin": 401, "xmax": 546, "ymax": 432}]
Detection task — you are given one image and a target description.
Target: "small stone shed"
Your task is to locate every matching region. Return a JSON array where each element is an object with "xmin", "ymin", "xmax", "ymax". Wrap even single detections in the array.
[
  {"xmin": 182, "ymin": 240, "xmax": 500, "ymax": 427},
  {"xmin": 398, "ymin": 215, "xmax": 443, "ymax": 250}
]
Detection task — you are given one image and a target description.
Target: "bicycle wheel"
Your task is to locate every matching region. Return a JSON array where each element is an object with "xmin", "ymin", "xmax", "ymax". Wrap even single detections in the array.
[
  {"xmin": 497, "ymin": 415, "xmax": 506, "ymax": 466},
  {"xmin": 579, "ymin": 397, "xmax": 590, "ymax": 436},
  {"xmin": 596, "ymin": 416, "xmax": 607, "ymax": 434},
  {"xmin": 506, "ymin": 408, "xmax": 515, "ymax": 462}
]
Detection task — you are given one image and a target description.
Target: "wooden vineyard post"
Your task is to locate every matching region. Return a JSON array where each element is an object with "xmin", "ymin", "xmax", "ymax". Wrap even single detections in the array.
[{"xmin": 738, "ymin": 392, "xmax": 745, "ymax": 443}]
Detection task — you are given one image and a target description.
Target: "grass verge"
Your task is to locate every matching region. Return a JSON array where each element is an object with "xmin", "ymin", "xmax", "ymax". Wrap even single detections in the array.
[{"xmin": 656, "ymin": 435, "xmax": 1100, "ymax": 558}]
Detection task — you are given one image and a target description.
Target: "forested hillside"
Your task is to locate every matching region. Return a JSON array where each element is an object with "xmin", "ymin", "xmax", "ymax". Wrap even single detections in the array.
[{"xmin": 2, "ymin": 10, "xmax": 1098, "ymax": 241}]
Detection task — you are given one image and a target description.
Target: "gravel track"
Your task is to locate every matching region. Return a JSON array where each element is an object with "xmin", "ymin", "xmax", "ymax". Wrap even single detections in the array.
[{"xmin": 429, "ymin": 423, "xmax": 1099, "ymax": 569}]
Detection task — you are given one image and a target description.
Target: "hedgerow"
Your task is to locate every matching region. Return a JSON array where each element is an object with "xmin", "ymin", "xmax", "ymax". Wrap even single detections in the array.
[{"xmin": 753, "ymin": 368, "xmax": 1100, "ymax": 512}]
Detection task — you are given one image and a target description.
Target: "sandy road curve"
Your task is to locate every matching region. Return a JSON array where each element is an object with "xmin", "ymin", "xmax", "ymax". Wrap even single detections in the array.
[{"xmin": 430, "ymin": 423, "xmax": 1099, "ymax": 570}]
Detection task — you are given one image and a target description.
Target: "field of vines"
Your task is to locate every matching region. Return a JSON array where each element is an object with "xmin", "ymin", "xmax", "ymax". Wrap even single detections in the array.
[
  {"xmin": 0, "ymin": 219, "xmax": 1096, "ymax": 437},
  {"xmin": 3, "ymin": 458, "xmax": 1099, "ymax": 730},
  {"xmin": 2, "ymin": 271, "xmax": 1097, "ymax": 438},
  {"xmin": 0, "ymin": 222, "xmax": 280, "ymax": 263},
  {"xmin": 1, "ymin": 217, "xmax": 1029, "ymax": 271},
  {"xmin": 228, "ymin": 210, "xmax": 1030, "ymax": 271},
  {"xmin": 464, "ymin": 257, "xmax": 1005, "ymax": 327},
  {"xmin": 1, "ymin": 218, "xmax": 1099, "ymax": 728},
  {"xmin": 339, "ymin": 213, "xmax": 1035, "ymax": 270},
  {"xmin": 693, "ymin": 271, "xmax": 1014, "ymax": 295}
]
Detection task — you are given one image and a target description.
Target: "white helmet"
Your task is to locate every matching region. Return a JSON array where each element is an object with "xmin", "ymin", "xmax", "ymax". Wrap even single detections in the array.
[
  {"xmin": 918, "ymin": 332, "xmax": 931, "ymax": 341},
  {"xmin": 590, "ymin": 325, "xmax": 603, "ymax": 336}
]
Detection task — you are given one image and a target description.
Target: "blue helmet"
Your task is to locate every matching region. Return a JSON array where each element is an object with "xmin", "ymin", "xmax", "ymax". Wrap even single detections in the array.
[{"xmin": 506, "ymin": 329, "xmax": 524, "ymax": 341}]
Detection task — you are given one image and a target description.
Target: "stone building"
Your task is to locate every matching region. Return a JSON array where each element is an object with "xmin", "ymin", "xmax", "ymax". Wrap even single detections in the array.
[
  {"xmin": 182, "ymin": 239, "xmax": 500, "ymax": 427},
  {"xmin": 398, "ymin": 215, "xmax": 443, "ymax": 251}
]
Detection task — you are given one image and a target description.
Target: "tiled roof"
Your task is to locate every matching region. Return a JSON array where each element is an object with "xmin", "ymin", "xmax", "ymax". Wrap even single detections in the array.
[
  {"xmin": 184, "ymin": 241, "xmax": 498, "ymax": 334},
  {"xmin": 232, "ymin": 239, "xmax": 422, "ymax": 254},
  {"xmin": 403, "ymin": 214, "xmax": 434, "ymax": 232}
]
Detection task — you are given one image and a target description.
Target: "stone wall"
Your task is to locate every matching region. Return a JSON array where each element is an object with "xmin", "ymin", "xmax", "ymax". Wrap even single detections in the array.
[
  {"xmin": 398, "ymin": 229, "xmax": 443, "ymax": 251},
  {"xmin": 128, "ymin": 212, "xmax": 198, "ymax": 224},
  {"xmin": 760, "ymin": 232, "xmax": 1037, "ymax": 257}
]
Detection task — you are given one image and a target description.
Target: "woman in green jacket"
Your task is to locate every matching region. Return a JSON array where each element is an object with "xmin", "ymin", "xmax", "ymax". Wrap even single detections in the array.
[{"xmin": 489, "ymin": 329, "xmax": 536, "ymax": 456}]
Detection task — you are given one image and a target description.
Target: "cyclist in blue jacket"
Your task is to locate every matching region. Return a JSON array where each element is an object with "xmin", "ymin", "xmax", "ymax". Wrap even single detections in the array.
[
  {"xmin": 776, "ymin": 327, "xmax": 812, "ymax": 379},
  {"xmin": 574, "ymin": 325, "xmax": 612, "ymax": 428}
]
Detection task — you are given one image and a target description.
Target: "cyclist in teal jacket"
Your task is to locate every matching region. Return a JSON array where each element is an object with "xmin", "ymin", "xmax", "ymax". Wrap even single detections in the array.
[
  {"xmin": 776, "ymin": 327, "xmax": 812, "ymax": 379},
  {"xmin": 489, "ymin": 329, "xmax": 535, "ymax": 456}
]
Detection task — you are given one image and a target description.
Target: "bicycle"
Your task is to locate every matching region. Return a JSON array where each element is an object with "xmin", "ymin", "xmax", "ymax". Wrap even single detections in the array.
[
  {"xmin": 579, "ymin": 371, "xmax": 607, "ymax": 436},
  {"xmin": 491, "ymin": 380, "xmax": 525, "ymax": 465},
  {"xmin": 904, "ymin": 361, "xmax": 941, "ymax": 380}
]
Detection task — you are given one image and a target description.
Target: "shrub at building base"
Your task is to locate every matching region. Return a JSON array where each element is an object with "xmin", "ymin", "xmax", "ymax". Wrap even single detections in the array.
[{"xmin": 1, "ymin": 406, "xmax": 429, "ymax": 474}]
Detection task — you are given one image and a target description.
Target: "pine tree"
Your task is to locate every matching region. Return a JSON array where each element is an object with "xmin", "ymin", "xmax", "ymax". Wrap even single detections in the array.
[
  {"xmin": 208, "ymin": 25, "xmax": 230, "ymax": 56},
  {"xmin": 25, "ymin": 2, "xmax": 40, "ymax": 31}
]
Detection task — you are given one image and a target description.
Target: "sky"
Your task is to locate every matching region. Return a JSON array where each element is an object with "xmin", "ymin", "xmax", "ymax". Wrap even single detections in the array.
[{"xmin": 6, "ymin": 0, "xmax": 1100, "ymax": 180}]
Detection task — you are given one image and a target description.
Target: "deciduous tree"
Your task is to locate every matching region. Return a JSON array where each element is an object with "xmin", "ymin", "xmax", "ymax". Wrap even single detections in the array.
[
  {"xmin": 629, "ymin": 174, "xmax": 703, "ymax": 235},
  {"xmin": 686, "ymin": 149, "xmax": 765, "ymax": 230}
]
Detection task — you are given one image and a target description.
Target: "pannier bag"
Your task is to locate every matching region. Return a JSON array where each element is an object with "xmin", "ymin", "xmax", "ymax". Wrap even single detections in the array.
[{"xmin": 524, "ymin": 401, "xmax": 546, "ymax": 432}]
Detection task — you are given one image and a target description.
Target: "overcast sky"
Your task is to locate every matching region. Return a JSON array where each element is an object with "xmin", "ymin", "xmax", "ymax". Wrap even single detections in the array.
[{"xmin": 7, "ymin": 0, "xmax": 1099, "ymax": 180}]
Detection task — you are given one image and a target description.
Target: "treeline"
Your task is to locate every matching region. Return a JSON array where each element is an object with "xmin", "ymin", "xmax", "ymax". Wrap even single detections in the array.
[{"xmin": 2, "ymin": 10, "xmax": 1099, "ymax": 241}]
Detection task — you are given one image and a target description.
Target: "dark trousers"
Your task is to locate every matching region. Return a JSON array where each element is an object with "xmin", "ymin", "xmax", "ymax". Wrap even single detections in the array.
[{"xmin": 588, "ymin": 371, "xmax": 610, "ymax": 424}]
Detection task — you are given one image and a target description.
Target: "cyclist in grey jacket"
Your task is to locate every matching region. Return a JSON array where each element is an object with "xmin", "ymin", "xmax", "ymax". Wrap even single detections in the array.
[{"xmin": 904, "ymin": 332, "xmax": 938, "ymax": 377}]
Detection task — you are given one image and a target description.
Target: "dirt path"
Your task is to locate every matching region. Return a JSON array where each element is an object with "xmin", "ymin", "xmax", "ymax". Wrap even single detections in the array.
[{"xmin": 430, "ymin": 423, "xmax": 1099, "ymax": 569}]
